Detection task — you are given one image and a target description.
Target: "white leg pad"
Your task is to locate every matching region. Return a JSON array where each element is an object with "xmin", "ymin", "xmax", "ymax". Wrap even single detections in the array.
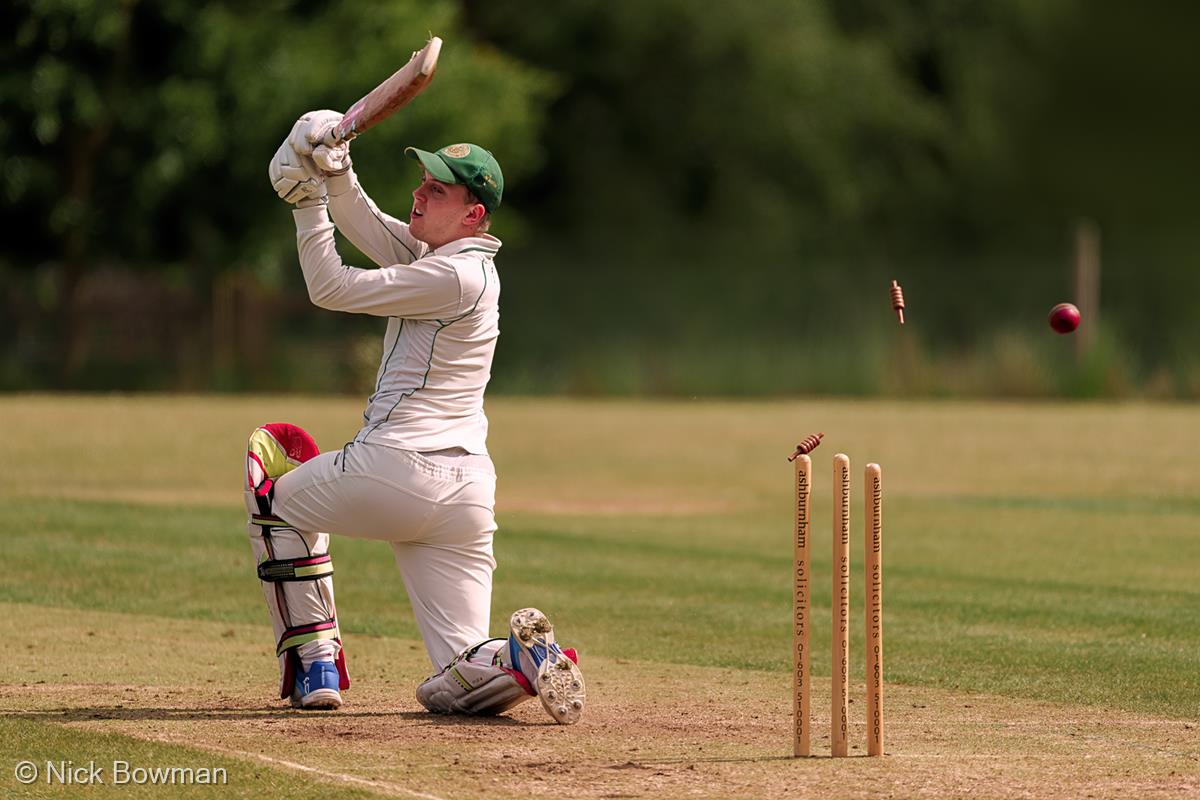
[
  {"xmin": 246, "ymin": 516, "xmax": 341, "ymax": 667},
  {"xmin": 416, "ymin": 639, "xmax": 534, "ymax": 716},
  {"xmin": 244, "ymin": 423, "xmax": 348, "ymax": 699}
]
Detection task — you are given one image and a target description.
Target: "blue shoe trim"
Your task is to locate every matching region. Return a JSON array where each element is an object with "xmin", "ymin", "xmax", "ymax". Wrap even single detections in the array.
[
  {"xmin": 509, "ymin": 634, "xmax": 565, "ymax": 671},
  {"xmin": 509, "ymin": 634, "xmax": 533, "ymax": 669},
  {"xmin": 295, "ymin": 660, "xmax": 340, "ymax": 698},
  {"xmin": 508, "ymin": 638, "xmax": 547, "ymax": 671}
]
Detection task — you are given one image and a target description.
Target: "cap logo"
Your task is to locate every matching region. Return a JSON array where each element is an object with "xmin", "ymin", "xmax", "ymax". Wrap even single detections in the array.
[{"xmin": 442, "ymin": 144, "xmax": 471, "ymax": 159}]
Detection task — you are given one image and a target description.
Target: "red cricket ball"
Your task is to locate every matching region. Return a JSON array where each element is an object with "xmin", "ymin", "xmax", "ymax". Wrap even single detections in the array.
[{"xmin": 1048, "ymin": 302, "xmax": 1081, "ymax": 334}]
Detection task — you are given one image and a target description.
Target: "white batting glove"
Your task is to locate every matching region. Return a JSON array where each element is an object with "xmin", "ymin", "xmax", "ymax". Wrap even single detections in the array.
[
  {"xmin": 268, "ymin": 136, "xmax": 326, "ymax": 206},
  {"xmin": 312, "ymin": 142, "xmax": 352, "ymax": 175},
  {"xmin": 288, "ymin": 110, "xmax": 343, "ymax": 154},
  {"xmin": 287, "ymin": 110, "xmax": 352, "ymax": 176}
]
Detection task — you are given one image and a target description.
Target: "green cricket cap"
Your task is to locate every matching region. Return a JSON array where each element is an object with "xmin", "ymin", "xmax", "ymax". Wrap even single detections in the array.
[{"xmin": 405, "ymin": 143, "xmax": 503, "ymax": 212}]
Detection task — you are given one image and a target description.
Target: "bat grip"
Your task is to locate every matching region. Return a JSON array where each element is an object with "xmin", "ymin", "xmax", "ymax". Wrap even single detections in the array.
[{"xmin": 325, "ymin": 126, "xmax": 354, "ymax": 146}]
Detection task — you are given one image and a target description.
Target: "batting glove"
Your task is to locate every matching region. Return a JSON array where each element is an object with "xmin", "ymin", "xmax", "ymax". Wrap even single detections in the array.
[
  {"xmin": 289, "ymin": 110, "xmax": 343, "ymax": 153},
  {"xmin": 268, "ymin": 137, "xmax": 325, "ymax": 205},
  {"xmin": 288, "ymin": 110, "xmax": 353, "ymax": 176}
]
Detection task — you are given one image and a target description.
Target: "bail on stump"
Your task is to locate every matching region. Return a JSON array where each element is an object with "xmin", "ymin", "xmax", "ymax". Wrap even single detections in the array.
[
  {"xmin": 890, "ymin": 280, "xmax": 906, "ymax": 325},
  {"xmin": 788, "ymin": 432, "xmax": 824, "ymax": 462}
]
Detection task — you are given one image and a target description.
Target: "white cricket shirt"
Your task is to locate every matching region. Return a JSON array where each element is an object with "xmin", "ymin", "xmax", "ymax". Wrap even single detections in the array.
[{"xmin": 292, "ymin": 169, "xmax": 500, "ymax": 455}]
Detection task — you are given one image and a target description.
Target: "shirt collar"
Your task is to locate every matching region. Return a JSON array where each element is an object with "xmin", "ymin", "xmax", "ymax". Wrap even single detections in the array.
[{"xmin": 431, "ymin": 233, "xmax": 502, "ymax": 258}]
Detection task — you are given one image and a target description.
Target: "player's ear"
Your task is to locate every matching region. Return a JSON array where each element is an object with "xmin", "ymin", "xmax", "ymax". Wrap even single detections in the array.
[{"xmin": 463, "ymin": 202, "xmax": 487, "ymax": 226}]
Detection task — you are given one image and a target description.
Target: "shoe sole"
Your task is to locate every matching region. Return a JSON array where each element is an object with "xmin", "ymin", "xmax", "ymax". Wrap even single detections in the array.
[
  {"xmin": 510, "ymin": 607, "xmax": 586, "ymax": 725},
  {"xmin": 536, "ymin": 657, "xmax": 586, "ymax": 725},
  {"xmin": 291, "ymin": 688, "xmax": 342, "ymax": 710}
]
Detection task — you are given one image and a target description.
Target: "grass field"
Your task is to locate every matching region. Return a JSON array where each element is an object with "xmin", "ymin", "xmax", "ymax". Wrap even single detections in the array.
[{"xmin": 1, "ymin": 394, "xmax": 1197, "ymax": 798}]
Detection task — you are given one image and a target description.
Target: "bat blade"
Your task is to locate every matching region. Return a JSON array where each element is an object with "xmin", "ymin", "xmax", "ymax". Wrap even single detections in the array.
[{"xmin": 329, "ymin": 36, "xmax": 442, "ymax": 144}]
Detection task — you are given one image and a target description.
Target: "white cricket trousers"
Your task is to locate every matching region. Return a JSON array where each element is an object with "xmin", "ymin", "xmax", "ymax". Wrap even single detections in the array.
[{"xmin": 273, "ymin": 441, "xmax": 498, "ymax": 670}]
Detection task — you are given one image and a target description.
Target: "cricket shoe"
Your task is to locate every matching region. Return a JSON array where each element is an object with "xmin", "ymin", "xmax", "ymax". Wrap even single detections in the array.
[
  {"xmin": 290, "ymin": 660, "xmax": 342, "ymax": 710},
  {"xmin": 508, "ymin": 607, "xmax": 586, "ymax": 725}
]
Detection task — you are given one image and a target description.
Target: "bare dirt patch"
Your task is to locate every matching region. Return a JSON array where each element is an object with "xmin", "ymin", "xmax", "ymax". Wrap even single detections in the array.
[{"xmin": 3, "ymin": 604, "xmax": 1196, "ymax": 800}]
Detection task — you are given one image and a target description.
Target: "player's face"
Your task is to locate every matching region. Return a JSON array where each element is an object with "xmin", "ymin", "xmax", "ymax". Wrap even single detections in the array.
[{"xmin": 410, "ymin": 170, "xmax": 483, "ymax": 248}]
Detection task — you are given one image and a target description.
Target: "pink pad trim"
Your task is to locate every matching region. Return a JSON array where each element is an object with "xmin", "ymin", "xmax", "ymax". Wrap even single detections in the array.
[
  {"xmin": 261, "ymin": 422, "xmax": 320, "ymax": 463},
  {"xmin": 286, "ymin": 619, "xmax": 338, "ymax": 637},
  {"xmin": 335, "ymin": 646, "xmax": 350, "ymax": 691},
  {"xmin": 247, "ymin": 452, "xmax": 268, "ymax": 490},
  {"xmin": 279, "ymin": 652, "xmax": 296, "ymax": 699},
  {"xmin": 498, "ymin": 665, "xmax": 536, "ymax": 696}
]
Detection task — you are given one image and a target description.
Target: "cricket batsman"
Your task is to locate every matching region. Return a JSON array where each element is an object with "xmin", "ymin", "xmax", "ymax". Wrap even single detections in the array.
[{"xmin": 245, "ymin": 109, "xmax": 586, "ymax": 724}]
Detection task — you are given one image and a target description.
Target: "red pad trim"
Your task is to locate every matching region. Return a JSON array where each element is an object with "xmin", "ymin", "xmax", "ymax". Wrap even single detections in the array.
[
  {"xmin": 335, "ymin": 646, "xmax": 351, "ymax": 691},
  {"xmin": 261, "ymin": 423, "xmax": 320, "ymax": 463},
  {"xmin": 498, "ymin": 665, "xmax": 535, "ymax": 696}
]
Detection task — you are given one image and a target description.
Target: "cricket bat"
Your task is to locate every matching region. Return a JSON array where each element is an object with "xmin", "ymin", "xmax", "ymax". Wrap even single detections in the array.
[{"xmin": 326, "ymin": 36, "xmax": 442, "ymax": 145}]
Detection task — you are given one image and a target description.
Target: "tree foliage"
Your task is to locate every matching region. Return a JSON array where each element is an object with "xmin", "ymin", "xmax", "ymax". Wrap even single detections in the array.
[
  {"xmin": 1, "ymin": 0, "xmax": 555, "ymax": 276},
  {"xmin": 2, "ymin": 0, "xmax": 1197, "ymax": 393},
  {"xmin": 463, "ymin": 0, "xmax": 960, "ymax": 245},
  {"xmin": 464, "ymin": 0, "xmax": 1198, "ymax": 251}
]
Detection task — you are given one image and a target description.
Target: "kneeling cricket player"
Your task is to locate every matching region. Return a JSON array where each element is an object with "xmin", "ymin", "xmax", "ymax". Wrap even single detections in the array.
[{"xmin": 243, "ymin": 111, "xmax": 584, "ymax": 723}]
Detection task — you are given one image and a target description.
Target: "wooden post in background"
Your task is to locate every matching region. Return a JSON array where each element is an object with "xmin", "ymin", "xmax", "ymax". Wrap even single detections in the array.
[{"xmin": 1074, "ymin": 218, "xmax": 1101, "ymax": 362}]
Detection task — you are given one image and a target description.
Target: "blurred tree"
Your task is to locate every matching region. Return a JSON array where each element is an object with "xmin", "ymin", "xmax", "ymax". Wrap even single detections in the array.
[
  {"xmin": 464, "ymin": 0, "xmax": 1199, "ymax": 248},
  {"xmin": 462, "ymin": 0, "xmax": 953, "ymax": 247},
  {"xmin": 1, "ymin": 0, "xmax": 554, "ymax": 383},
  {"xmin": 463, "ymin": 0, "xmax": 1200, "ymax": 395},
  {"xmin": 830, "ymin": 0, "xmax": 1200, "ymax": 366},
  {"xmin": 3, "ymin": 0, "xmax": 1197, "ymax": 394}
]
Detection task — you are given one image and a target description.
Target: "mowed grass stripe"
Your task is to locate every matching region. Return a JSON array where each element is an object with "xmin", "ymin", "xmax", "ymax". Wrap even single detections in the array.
[
  {"xmin": 10, "ymin": 496, "xmax": 1193, "ymax": 613},
  {"xmin": 938, "ymin": 493, "xmax": 1200, "ymax": 516}
]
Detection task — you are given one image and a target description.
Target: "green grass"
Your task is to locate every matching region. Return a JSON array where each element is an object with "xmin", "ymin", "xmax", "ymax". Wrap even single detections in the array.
[
  {"xmin": 0, "ymin": 717, "xmax": 380, "ymax": 798},
  {"xmin": 1, "ymin": 394, "xmax": 1197, "ymax": 723}
]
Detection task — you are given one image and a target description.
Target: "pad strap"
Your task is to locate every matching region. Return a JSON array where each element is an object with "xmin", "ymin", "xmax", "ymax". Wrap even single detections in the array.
[
  {"xmin": 277, "ymin": 618, "xmax": 341, "ymax": 657},
  {"xmin": 257, "ymin": 554, "xmax": 334, "ymax": 583}
]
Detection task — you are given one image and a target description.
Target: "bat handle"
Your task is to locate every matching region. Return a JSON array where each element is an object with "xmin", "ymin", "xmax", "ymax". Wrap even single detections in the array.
[
  {"xmin": 326, "ymin": 123, "xmax": 355, "ymax": 146},
  {"xmin": 328, "ymin": 100, "xmax": 367, "ymax": 146}
]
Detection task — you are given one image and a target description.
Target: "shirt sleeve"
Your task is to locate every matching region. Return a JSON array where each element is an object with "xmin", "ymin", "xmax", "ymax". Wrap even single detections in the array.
[
  {"xmin": 293, "ymin": 206, "xmax": 465, "ymax": 319},
  {"xmin": 325, "ymin": 168, "xmax": 427, "ymax": 267}
]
